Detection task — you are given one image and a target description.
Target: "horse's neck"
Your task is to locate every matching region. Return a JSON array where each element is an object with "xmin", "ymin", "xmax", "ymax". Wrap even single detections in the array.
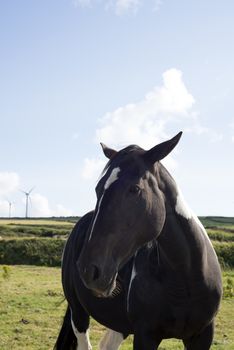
[
  {"xmin": 156, "ymin": 164, "xmax": 207, "ymax": 274},
  {"xmin": 159, "ymin": 213, "xmax": 205, "ymax": 272}
]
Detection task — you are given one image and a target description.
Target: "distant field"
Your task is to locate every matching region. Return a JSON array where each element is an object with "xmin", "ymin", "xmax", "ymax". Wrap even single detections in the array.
[
  {"xmin": 0, "ymin": 218, "xmax": 76, "ymax": 239},
  {"xmin": 0, "ymin": 218, "xmax": 77, "ymax": 226},
  {"xmin": 0, "ymin": 215, "xmax": 233, "ymax": 230},
  {"xmin": 0, "ymin": 215, "xmax": 233, "ymax": 225},
  {"xmin": 0, "ymin": 265, "xmax": 233, "ymax": 350},
  {"xmin": 200, "ymin": 216, "xmax": 234, "ymax": 229}
]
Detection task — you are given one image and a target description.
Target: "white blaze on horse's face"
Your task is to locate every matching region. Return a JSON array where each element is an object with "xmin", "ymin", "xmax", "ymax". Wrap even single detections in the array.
[
  {"xmin": 88, "ymin": 167, "xmax": 121, "ymax": 241},
  {"xmin": 104, "ymin": 167, "xmax": 121, "ymax": 189}
]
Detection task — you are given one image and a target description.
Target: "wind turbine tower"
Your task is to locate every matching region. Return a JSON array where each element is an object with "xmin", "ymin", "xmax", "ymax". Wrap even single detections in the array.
[
  {"xmin": 6, "ymin": 199, "xmax": 14, "ymax": 218},
  {"xmin": 8, "ymin": 201, "xmax": 13, "ymax": 218},
  {"xmin": 21, "ymin": 187, "xmax": 35, "ymax": 218}
]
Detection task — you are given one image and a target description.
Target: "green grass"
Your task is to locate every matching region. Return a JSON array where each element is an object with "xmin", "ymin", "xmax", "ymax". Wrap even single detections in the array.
[
  {"xmin": 0, "ymin": 265, "xmax": 233, "ymax": 350},
  {"xmin": 208, "ymin": 229, "xmax": 234, "ymax": 242},
  {"xmin": 0, "ymin": 265, "xmax": 65, "ymax": 349}
]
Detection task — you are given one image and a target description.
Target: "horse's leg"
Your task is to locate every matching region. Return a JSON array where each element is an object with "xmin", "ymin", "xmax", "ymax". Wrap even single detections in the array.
[
  {"xmin": 183, "ymin": 321, "xmax": 214, "ymax": 350},
  {"xmin": 70, "ymin": 300, "xmax": 92, "ymax": 350},
  {"xmin": 99, "ymin": 329, "xmax": 126, "ymax": 350},
  {"xmin": 133, "ymin": 328, "xmax": 161, "ymax": 350}
]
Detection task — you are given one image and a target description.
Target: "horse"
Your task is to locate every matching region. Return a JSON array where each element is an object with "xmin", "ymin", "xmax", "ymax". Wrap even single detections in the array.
[{"xmin": 54, "ymin": 132, "xmax": 222, "ymax": 350}]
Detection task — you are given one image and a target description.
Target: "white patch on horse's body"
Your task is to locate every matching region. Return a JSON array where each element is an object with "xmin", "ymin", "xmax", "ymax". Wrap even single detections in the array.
[
  {"xmin": 71, "ymin": 319, "xmax": 92, "ymax": 350},
  {"xmin": 127, "ymin": 260, "xmax": 137, "ymax": 312},
  {"xmin": 175, "ymin": 188, "xmax": 218, "ymax": 260},
  {"xmin": 192, "ymin": 213, "xmax": 218, "ymax": 258},
  {"xmin": 99, "ymin": 329, "xmax": 124, "ymax": 350},
  {"xmin": 175, "ymin": 188, "xmax": 192, "ymax": 220},
  {"xmin": 89, "ymin": 167, "xmax": 121, "ymax": 241}
]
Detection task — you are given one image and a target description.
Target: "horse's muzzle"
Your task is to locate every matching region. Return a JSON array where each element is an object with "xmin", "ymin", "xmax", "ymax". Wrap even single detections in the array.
[{"xmin": 77, "ymin": 260, "xmax": 117, "ymax": 298}]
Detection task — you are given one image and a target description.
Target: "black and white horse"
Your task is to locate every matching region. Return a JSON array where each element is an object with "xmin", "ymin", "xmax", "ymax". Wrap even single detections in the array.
[{"xmin": 54, "ymin": 132, "xmax": 222, "ymax": 350}]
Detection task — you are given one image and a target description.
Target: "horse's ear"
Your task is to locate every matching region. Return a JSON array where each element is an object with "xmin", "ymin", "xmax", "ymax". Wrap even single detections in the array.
[
  {"xmin": 144, "ymin": 132, "xmax": 183, "ymax": 163},
  {"xmin": 100, "ymin": 143, "xmax": 118, "ymax": 159}
]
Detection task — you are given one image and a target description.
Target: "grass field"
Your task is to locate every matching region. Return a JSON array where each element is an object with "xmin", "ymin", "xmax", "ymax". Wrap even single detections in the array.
[{"xmin": 0, "ymin": 265, "xmax": 233, "ymax": 350}]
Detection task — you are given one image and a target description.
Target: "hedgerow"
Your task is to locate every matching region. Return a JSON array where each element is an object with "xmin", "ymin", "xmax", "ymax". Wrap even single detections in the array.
[
  {"xmin": 0, "ymin": 238, "xmax": 233, "ymax": 268},
  {"xmin": 0, "ymin": 238, "xmax": 65, "ymax": 266}
]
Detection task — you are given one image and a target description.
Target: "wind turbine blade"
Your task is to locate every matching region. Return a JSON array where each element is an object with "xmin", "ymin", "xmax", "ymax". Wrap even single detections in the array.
[{"xmin": 28, "ymin": 186, "xmax": 35, "ymax": 194}]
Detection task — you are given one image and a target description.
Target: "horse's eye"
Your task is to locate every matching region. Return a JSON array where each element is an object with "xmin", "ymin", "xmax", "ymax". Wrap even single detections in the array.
[{"xmin": 129, "ymin": 185, "xmax": 141, "ymax": 194}]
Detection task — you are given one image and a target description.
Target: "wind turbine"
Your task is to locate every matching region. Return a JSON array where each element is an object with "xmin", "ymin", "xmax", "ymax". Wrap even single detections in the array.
[
  {"xmin": 8, "ymin": 200, "xmax": 14, "ymax": 218},
  {"xmin": 21, "ymin": 187, "xmax": 35, "ymax": 218},
  {"xmin": 5, "ymin": 198, "xmax": 14, "ymax": 218}
]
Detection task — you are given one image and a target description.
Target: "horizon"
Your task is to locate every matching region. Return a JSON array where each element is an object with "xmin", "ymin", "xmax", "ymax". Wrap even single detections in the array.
[{"xmin": 0, "ymin": 215, "xmax": 234, "ymax": 220}]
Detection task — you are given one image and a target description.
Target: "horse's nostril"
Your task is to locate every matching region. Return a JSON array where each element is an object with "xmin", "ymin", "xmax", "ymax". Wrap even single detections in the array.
[
  {"xmin": 90, "ymin": 264, "xmax": 100, "ymax": 282},
  {"xmin": 84, "ymin": 264, "xmax": 100, "ymax": 282}
]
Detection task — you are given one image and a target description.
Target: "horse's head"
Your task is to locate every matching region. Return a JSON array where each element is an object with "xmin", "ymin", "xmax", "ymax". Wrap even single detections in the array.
[{"xmin": 78, "ymin": 132, "xmax": 182, "ymax": 297}]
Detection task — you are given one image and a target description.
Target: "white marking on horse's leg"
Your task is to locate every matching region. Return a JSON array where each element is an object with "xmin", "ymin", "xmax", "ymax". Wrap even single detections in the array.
[
  {"xmin": 99, "ymin": 329, "xmax": 124, "ymax": 350},
  {"xmin": 71, "ymin": 319, "xmax": 92, "ymax": 350},
  {"xmin": 127, "ymin": 260, "xmax": 137, "ymax": 312},
  {"xmin": 89, "ymin": 167, "xmax": 121, "ymax": 241},
  {"xmin": 175, "ymin": 188, "xmax": 192, "ymax": 220}
]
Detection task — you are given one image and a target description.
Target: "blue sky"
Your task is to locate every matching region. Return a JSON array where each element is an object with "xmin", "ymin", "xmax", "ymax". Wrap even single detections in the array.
[{"xmin": 0, "ymin": 0, "xmax": 234, "ymax": 217}]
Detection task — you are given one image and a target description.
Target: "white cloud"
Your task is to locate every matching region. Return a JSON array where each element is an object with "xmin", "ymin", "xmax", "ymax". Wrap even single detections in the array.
[
  {"xmin": 81, "ymin": 158, "xmax": 106, "ymax": 180},
  {"xmin": 96, "ymin": 68, "xmax": 195, "ymax": 150},
  {"xmin": 29, "ymin": 193, "xmax": 51, "ymax": 217},
  {"xmin": 81, "ymin": 68, "xmax": 196, "ymax": 180},
  {"xmin": 0, "ymin": 200, "xmax": 10, "ymax": 217},
  {"xmin": 0, "ymin": 172, "xmax": 20, "ymax": 196},
  {"xmin": 54, "ymin": 204, "xmax": 73, "ymax": 217},
  {"xmin": 73, "ymin": 0, "xmax": 92, "ymax": 8},
  {"xmin": 184, "ymin": 115, "xmax": 209, "ymax": 135},
  {"xmin": 153, "ymin": 0, "xmax": 163, "ymax": 11},
  {"xmin": 82, "ymin": 68, "xmax": 224, "ymax": 181},
  {"xmin": 73, "ymin": 0, "xmax": 161, "ymax": 15},
  {"xmin": 209, "ymin": 132, "xmax": 223, "ymax": 143},
  {"xmin": 22, "ymin": 193, "xmax": 73, "ymax": 217},
  {"xmin": 115, "ymin": 0, "xmax": 141, "ymax": 15}
]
